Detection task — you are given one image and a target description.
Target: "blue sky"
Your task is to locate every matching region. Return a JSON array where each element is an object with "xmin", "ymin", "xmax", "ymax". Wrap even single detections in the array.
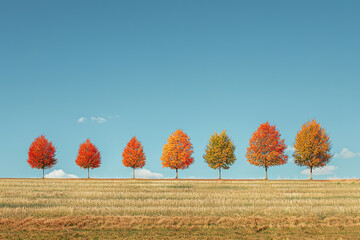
[{"xmin": 1, "ymin": 0, "xmax": 359, "ymax": 179}]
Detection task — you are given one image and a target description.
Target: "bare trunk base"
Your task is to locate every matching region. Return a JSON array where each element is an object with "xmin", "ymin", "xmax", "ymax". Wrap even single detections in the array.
[{"xmin": 265, "ymin": 166, "xmax": 268, "ymax": 180}]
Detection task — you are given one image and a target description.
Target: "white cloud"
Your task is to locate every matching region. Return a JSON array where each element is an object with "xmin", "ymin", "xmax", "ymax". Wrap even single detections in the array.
[
  {"xmin": 77, "ymin": 116, "xmax": 109, "ymax": 123},
  {"xmin": 135, "ymin": 168, "xmax": 163, "ymax": 179},
  {"xmin": 286, "ymin": 146, "xmax": 295, "ymax": 151},
  {"xmin": 300, "ymin": 165, "xmax": 337, "ymax": 176},
  {"xmin": 90, "ymin": 117, "xmax": 107, "ymax": 123},
  {"xmin": 45, "ymin": 169, "xmax": 78, "ymax": 178},
  {"xmin": 77, "ymin": 117, "xmax": 87, "ymax": 123},
  {"xmin": 334, "ymin": 148, "xmax": 360, "ymax": 159}
]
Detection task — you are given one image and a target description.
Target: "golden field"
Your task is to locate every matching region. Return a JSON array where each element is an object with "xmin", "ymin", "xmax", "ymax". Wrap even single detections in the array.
[{"xmin": 0, "ymin": 179, "xmax": 360, "ymax": 239}]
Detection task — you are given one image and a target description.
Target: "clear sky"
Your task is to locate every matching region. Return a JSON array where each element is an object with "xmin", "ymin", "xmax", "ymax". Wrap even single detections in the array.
[{"xmin": 1, "ymin": 0, "xmax": 359, "ymax": 179}]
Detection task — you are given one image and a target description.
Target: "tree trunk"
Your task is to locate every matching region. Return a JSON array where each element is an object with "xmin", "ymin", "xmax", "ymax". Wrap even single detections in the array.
[
  {"xmin": 219, "ymin": 167, "xmax": 222, "ymax": 180},
  {"xmin": 88, "ymin": 168, "xmax": 90, "ymax": 179},
  {"xmin": 43, "ymin": 168, "xmax": 44, "ymax": 179},
  {"xmin": 265, "ymin": 166, "xmax": 268, "ymax": 180},
  {"xmin": 175, "ymin": 169, "xmax": 178, "ymax": 179},
  {"xmin": 310, "ymin": 167, "xmax": 313, "ymax": 180},
  {"xmin": 133, "ymin": 168, "xmax": 135, "ymax": 179}
]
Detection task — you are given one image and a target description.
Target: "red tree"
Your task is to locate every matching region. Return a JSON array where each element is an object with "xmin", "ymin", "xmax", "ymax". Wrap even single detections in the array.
[
  {"xmin": 75, "ymin": 139, "xmax": 101, "ymax": 178},
  {"xmin": 27, "ymin": 135, "xmax": 57, "ymax": 178},
  {"xmin": 246, "ymin": 122, "xmax": 288, "ymax": 179},
  {"xmin": 122, "ymin": 136, "xmax": 146, "ymax": 179}
]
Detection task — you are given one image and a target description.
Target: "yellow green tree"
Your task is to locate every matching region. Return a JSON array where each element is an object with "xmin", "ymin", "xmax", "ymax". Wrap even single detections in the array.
[
  {"xmin": 203, "ymin": 131, "xmax": 236, "ymax": 179},
  {"xmin": 293, "ymin": 119, "xmax": 333, "ymax": 180}
]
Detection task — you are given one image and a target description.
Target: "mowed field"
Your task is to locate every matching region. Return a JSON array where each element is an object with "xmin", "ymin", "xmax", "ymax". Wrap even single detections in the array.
[{"xmin": 0, "ymin": 179, "xmax": 360, "ymax": 239}]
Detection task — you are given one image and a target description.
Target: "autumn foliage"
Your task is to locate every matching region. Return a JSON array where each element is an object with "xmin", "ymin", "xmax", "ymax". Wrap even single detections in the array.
[
  {"xmin": 75, "ymin": 139, "xmax": 101, "ymax": 178},
  {"xmin": 27, "ymin": 135, "xmax": 57, "ymax": 178},
  {"xmin": 122, "ymin": 137, "xmax": 146, "ymax": 179},
  {"xmin": 293, "ymin": 119, "xmax": 332, "ymax": 180},
  {"xmin": 161, "ymin": 129, "xmax": 194, "ymax": 179},
  {"xmin": 203, "ymin": 131, "xmax": 236, "ymax": 179},
  {"xmin": 246, "ymin": 122, "xmax": 288, "ymax": 179},
  {"xmin": 26, "ymin": 120, "xmax": 335, "ymax": 180}
]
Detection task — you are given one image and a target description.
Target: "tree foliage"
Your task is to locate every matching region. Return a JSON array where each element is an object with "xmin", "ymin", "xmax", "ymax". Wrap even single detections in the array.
[
  {"xmin": 293, "ymin": 119, "xmax": 332, "ymax": 179},
  {"xmin": 203, "ymin": 130, "xmax": 236, "ymax": 179},
  {"xmin": 27, "ymin": 135, "xmax": 57, "ymax": 178},
  {"xmin": 75, "ymin": 139, "xmax": 101, "ymax": 178},
  {"xmin": 246, "ymin": 122, "xmax": 288, "ymax": 179},
  {"xmin": 161, "ymin": 129, "xmax": 194, "ymax": 179},
  {"xmin": 122, "ymin": 137, "xmax": 146, "ymax": 178}
]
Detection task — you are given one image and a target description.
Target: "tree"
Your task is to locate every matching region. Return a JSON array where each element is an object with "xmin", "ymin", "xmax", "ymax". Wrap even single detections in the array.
[
  {"xmin": 203, "ymin": 130, "xmax": 236, "ymax": 179},
  {"xmin": 293, "ymin": 119, "xmax": 332, "ymax": 180},
  {"xmin": 122, "ymin": 136, "xmax": 146, "ymax": 179},
  {"xmin": 246, "ymin": 122, "xmax": 288, "ymax": 179},
  {"xmin": 27, "ymin": 135, "xmax": 57, "ymax": 178},
  {"xmin": 75, "ymin": 139, "xmax": 101, "ymax": 179},
  {"xmin": 161, "ymin": 129, "xmax": 194, "ymax": 179}
]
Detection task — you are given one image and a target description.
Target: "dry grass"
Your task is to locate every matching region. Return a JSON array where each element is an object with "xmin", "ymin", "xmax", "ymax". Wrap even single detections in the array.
[
  {"xmin": 0, "ymin": 179, "xmax": 360, "ymax": 239},
  {"xmin": 1, "ymin": 215, "xmax": 360, "ymax": 239}
]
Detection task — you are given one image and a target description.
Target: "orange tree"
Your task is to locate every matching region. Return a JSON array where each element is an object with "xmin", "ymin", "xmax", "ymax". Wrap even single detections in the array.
[
  {"xmin": 161, "ymin": 129, "xmax": 194, "ymax": 179},
  {"xmin": 293, "ymin": 119, "xmax": 332, "ymax": 180},
  {"xmin": 246, "ymin": 122, "xmax": 288, "ymax": 179},
  {"xmin": 203, "ymin": 130, "xmax": 236, "ymax": 179},
  {"xmin": 122, "ymin": 136, "xmax": 146, "ymax": 179},
  {"xmin": 75, "ymin": 139, "xmax": 101, "ymax": 178},
  {"xmin": 27, "ymin": 135, "xmax": 57, "ymax": 178}
]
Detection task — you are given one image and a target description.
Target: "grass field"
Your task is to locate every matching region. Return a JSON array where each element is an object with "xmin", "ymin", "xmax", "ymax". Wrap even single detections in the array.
[{"xmin": 0, "ymin": 179, "xmax": 360, "ymax": 239}]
